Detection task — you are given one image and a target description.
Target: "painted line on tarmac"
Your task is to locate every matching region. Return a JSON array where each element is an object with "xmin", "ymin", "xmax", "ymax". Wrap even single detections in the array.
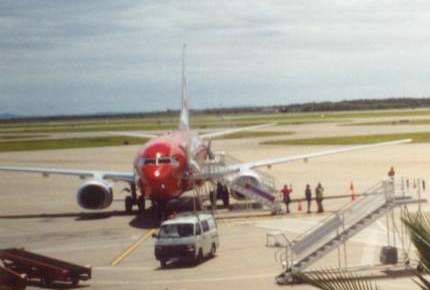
[
  {"xmin": 111, "ymin": 229, "xmax": 156, "ymax": 266},
  {"xmin": 95, "ymin": 266, "xmax": 153, "ymax": 271}
]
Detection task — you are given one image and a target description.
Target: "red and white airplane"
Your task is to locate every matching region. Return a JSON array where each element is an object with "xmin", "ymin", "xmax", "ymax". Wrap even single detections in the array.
[{"xmin": 0, "ymin": 49, "xmax": 411, "ymax": 216}]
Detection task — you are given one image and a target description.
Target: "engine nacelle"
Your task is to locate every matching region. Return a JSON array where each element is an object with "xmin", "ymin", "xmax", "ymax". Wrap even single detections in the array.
[
  {"xmin": 77, "ymin": 180, "xmax": 113, "ymax": 210},
  {"xmin": 228, "ymin": 170, "xmax": 262, "ymax": 200}
]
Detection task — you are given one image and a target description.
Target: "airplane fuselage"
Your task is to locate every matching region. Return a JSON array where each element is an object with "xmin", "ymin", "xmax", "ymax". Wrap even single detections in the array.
[{"xmin": 133, "ymin": 131, "xmax": 208, "ymax": 202}]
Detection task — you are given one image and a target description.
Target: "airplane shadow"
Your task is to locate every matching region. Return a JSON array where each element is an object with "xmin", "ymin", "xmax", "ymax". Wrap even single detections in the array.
[
  {"xmin": 0, "ymin": 210, "xmax": 137, "ymax": 221},
  {"xmin": 128, "ymin": 196, "xmax": 208, "ymax": 229},
  {"xmin": 0, "ymin": 196, "xmax": 223, "ymax": 229},
  {"xmin": 128, "ymin": 207, "xmax": 160, "ymax": 229}
]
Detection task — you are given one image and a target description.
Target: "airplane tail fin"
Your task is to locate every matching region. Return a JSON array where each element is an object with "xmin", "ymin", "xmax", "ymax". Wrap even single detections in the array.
[{"xmin": 179, "ymin": 44, "xmax": 190, "ymax": 131}]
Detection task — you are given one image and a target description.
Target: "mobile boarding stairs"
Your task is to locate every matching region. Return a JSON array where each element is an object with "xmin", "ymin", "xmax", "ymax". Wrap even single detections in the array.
[
  {"xmin": 265, "ymin": 178, "xmax": 426, "ymax": 284},
  {"xmin": 198, "ymin": 152, "xmax": 282, "ymax": 213}
]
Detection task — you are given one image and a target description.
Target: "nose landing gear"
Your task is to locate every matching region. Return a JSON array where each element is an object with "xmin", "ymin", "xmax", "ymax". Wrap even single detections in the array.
[{"xmin": 124, "ymin": 183, "xmax": 146, "ymax": 214}]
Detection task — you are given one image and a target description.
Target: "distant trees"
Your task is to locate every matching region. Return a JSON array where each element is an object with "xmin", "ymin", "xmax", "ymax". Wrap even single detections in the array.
[{"xmin": 2, "ymin": 97, "xmax": 430, "ymax": 123}]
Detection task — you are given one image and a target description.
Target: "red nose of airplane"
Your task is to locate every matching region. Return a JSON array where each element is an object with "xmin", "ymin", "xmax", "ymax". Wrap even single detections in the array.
[
  {"xmin": 136, "ymin": 141, "xmax": 186, "ymax": 200},
  {"xmin": 142, "ymin": 165, "xmax": 176, "ymax": 197}
]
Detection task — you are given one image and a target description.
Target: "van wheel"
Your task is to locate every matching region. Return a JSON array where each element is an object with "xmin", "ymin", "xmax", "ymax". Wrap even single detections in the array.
[
  {"xmin": 160, "ymin": 260, "xmax": 167, "ymax": 268},
  {"xmin": 210, "ymin": 244, "xmax": 216, "ymax": 258},
  {"xmin": 195, "ymin": 249, "xmax": 203, "ymax": 265}
]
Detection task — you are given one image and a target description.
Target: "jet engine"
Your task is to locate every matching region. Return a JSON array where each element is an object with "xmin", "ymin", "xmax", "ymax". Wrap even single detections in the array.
[
  {"xmin": 77, "ymin": 180, "xmax": 113, "ymax": 210},
  {"xmin": 228, "ymin": 170, "xmax": 262, "ymax": 200}
]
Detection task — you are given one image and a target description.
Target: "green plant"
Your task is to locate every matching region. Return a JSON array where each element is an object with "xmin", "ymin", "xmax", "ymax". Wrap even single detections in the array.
[{"xmin": 402, "ymin": 213, "xmax": 430, "ymax": 290}]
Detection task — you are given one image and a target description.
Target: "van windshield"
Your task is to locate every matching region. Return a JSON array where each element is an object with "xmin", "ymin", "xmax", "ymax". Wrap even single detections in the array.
[{"xmin": 159, "ymin": 223, "xmax": 194, "ymax": 238}]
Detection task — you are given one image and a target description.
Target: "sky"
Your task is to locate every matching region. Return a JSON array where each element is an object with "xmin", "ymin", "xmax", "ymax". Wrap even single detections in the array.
[{"xmin": 1, "ymin": 1, "xmax": 430, "ymax": 116}]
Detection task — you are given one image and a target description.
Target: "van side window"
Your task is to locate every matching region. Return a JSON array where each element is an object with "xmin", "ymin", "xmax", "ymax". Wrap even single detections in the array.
[
  {"xmin": 202, "ymin": 220, "xmax": 209, "ymax": 232},
  {"xmin": 195, "ymin": 224, "xmax": 201, "ymax": 235}
]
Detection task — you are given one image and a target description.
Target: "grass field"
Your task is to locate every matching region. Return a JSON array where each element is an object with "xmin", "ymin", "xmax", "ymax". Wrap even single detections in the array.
[
  {"xmin": 346, "ymin": 119, "xmax": 430, "ymax": 126},
  {"xmin": 0, "ymin": 134, "xmax": 48, "ymax": 140},
  {"xmin": 0, "ymin": 131, "xmax": 293, "ymax": 152},
  {"xmin": 215, "ymin": 131, "xmax": 294, "ymax": 140},
  {"xmin": 261, "ymin": 132, "xmax": 430, "ymax": 145},
  {"xmin": 0, "ymin": 136, "xmax": 149, "ymax": 152},
  {"xmin": 4, "ymin": 108, "xmax": 430, "ymax": 134},
  {"xmin": 0, "ymin": 118, "xmax": 335, "ymax": 134}
]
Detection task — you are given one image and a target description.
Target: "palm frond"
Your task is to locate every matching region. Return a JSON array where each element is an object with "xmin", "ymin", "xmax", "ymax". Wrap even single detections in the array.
[
  {"xmin": 296, "ymin": 269, "xmax": 379, "ymax": 290},
  {"xmin": 414, "ymin": 272, "xmax": 430, "ymax": 290},
  {"xmin": 402, "ymin": 211, "xmax": 430, "ymax": 290},
  {"xmin": 401, "ymin": 212, "xmax": 430, "ymax": 272}
]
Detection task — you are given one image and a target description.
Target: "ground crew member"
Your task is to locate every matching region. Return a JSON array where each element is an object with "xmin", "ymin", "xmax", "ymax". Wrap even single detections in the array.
[
  {"xmin": 388, "ymin": 166, "xmax": 395, "ymax": 180},
  {"xmin": 315, "ymin": 183, "xmax": 324, "ymax": 213},
  {"xmin": 305, "ymin": 184, "xmax": 312, "ymax": 213},
  {"xmin": 281, "ymin": 184, "xmax": 292, "ymax": 214}
]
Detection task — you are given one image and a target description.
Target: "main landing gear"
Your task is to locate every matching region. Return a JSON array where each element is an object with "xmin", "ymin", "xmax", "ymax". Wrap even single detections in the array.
[
  {"xmin": 124, "ymin": 183, "xmax": 145, "ymax": 214},
  {"xmin": 210, "ymin": 182, "xmax": 230, "ymax": 209}
]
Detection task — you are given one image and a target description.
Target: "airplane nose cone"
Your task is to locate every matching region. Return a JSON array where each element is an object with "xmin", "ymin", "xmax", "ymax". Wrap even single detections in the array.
[{"xmin": 141, "ymin": 166, "xmax": 179, "ymax": 199}]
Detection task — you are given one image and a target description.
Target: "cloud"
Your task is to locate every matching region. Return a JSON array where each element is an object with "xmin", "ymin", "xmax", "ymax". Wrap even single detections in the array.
[{"xmin": 1, "ymin": 0, "xmax": 430, "ymax": 116}]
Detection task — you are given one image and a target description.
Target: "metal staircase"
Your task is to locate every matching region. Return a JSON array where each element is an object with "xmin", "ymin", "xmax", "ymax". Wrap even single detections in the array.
[
  {"xmin": 223, "ymin": 176, "xmax": 282, "ymax": 213},
  {"xmin": 200, "ymin": 152, "xmax": 282, "ymax": 213},
  {"xmin": 266, "ymin": 179, "xmax": 424, "ymax": 284}
]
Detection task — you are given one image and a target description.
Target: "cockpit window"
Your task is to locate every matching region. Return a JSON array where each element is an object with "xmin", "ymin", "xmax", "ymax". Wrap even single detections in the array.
[
  {"xmin": 144, "ymin": 159, "xmax": 156, "ymax": 165},
  {"xmin": 137, "ymin": 158, "xmax": 155, "ymax": 167},
  {"xmin": 158, "ymin": 157, "xmax": 171, "ymax": 164},
  {"xmin": 138, "ymin": 156, "xmax": 178, "ymax": 166}
]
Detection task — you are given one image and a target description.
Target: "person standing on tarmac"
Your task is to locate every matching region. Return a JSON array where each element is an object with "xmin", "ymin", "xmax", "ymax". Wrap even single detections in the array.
[
  {"xmin": 281, "ymin": 184, "xmax": 292, "ymax": 214},
  {"xmin": 388, "ymin": 166, "xmax": 395, "ymax": 180},
  {"xmin": 305, "ymin": 184, "xmax": 312, "ymax": 213},
  {"xmin": 315, "ymin": 183, "xmax": 324, "ymax": 213}
]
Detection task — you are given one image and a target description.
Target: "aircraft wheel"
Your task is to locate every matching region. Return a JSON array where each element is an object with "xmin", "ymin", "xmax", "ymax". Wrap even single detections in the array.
[
  {"xmin": 137, "ymin": 196, "xmax": 145, "ymax": 214},
  {"xmin": 160, "ymin": 260, "xmax": 167, "ymax": 268},
  {"xmin": 209, "ymin": 191, "xmax": 216, "ymax": 209},
  {"xmin": 222, "ymin": 191, "xmax": 230, "ymax": 207},
  {"xmin": 156, "ymin": 201, "xmax": 167, "ymax": 222},
  {"xmin": 125, "ymin": 196, "xmax": 133, "ymax": 213}
]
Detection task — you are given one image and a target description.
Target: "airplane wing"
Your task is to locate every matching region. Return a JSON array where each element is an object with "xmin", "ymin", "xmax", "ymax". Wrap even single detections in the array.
[
  {"xmin": 107, "ymin": 131, "xmax": 160, "ymax": 139},
  {"xmin": 199, "ymin": 139, "xmax": 411, "ymax": 177},
  {"xmin": 199, "ymin": 123, "xmax": 276, "ymax": 139},
  {"xmin": 0, "ymin": 166, "xmax": 134, "ymax": 183},
  {"xmin": 238, "ymin": 139, "xmax": 412, "ymax": 170}
]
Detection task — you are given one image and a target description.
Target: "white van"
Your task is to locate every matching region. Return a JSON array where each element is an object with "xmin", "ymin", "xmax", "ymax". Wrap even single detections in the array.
[{"xmin": 154, "ymin": 213, "xmax": 219, "ymax": 268}]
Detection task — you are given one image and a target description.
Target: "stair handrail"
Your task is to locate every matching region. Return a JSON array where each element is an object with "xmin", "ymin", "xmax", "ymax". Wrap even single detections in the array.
[{"xmin": 291, "ymin": 180, "xmax": 387, "ymax": 243}]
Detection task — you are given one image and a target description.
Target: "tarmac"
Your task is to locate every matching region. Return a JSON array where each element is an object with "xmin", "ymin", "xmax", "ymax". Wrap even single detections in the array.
[{"xmin": 0, "ymin": 121, "xmax": 429, "ymax": 289}]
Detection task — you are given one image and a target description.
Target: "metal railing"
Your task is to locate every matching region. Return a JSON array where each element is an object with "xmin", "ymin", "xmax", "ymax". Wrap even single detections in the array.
[
  {"xmin": 268, "ymin": 180, "xmax": 399, "ymax": 272},
  {"xmin": 199, "ymin": 152, "xmax": 281, "ymax": 211}
]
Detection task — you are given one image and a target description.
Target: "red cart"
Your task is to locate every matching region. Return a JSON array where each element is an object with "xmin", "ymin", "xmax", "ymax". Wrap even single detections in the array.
[
  {"xmin": 0, "ymin": 248, "xmax": 91, "ymax": 287},
  {"xmin": 0, "ymin": 264, "xmax": 26, "ymax": 290}
]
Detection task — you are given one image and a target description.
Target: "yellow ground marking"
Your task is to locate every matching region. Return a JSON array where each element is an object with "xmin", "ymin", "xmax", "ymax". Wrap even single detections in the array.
[{"xmin": 111, "ymin": 229, "xmax": 156, "ymax": 266}]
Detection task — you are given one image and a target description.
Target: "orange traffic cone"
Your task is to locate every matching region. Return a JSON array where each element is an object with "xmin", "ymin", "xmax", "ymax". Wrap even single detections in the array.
[
  {"xmin": 297, "ymin": 200, "xmax": 302, "ymax": 212},
  {"xmin": 350, "ymin": 182, "xmax": 356, "ymax": 201}
]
